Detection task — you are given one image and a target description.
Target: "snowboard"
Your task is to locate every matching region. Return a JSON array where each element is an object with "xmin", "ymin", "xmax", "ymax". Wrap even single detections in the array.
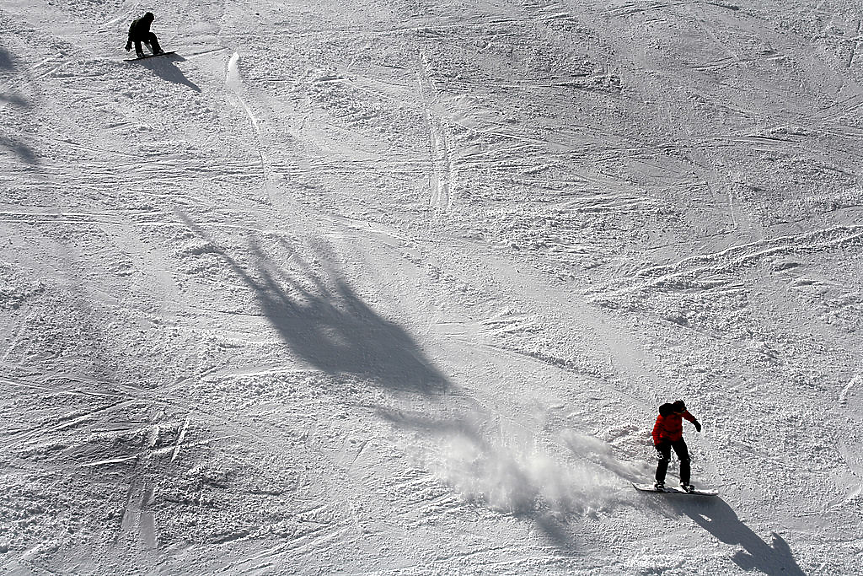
[
  {"xmin": 632, "ymin": 482, "xmax": 718, "ymax": 496},
  {"xmin": 124, "ymin": 51, "xmax": 176, "ymax": 62}
]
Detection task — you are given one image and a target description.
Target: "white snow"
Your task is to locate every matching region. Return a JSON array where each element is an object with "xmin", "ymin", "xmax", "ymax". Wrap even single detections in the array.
[{"xmin": 1, "ymin": 0, "xmax": 862, "ymax": 574}]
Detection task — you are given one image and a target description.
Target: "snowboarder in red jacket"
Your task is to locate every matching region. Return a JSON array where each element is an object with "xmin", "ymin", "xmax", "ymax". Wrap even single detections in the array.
[
  {"xmin": 125, "ymin": 12, "xmax": 163, "ymax": 59},
  {"xmin": 653, "ymin": 400, "xmax": 701, "ymax": 492}
]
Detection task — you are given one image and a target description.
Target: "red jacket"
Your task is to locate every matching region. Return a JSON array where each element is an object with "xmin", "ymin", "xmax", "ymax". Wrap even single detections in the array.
[{"xmin": 652, "ymin": 410, "xmax": 697, "ymax": 444}]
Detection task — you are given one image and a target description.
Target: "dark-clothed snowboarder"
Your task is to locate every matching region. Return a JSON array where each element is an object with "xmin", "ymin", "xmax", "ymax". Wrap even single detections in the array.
[
  {"xmin": 125, "ymin": 12, "xmax": 163, "ymax": 58},
  {"xmin": 653, "ymin": 400, "xmax": 701, "ymax": 492}
]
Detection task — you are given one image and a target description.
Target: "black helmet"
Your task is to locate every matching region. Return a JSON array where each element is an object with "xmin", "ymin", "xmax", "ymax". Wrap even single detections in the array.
[
  {"xmin": 144, "ymin": 12, "xmax": 154, "ymax": 20},
  {"xmin": 672, "ymin": 400, "xmax": 686, "ymax": 412}
]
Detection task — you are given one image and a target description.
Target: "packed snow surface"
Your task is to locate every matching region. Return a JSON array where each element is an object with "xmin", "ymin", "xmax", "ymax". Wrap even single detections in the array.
[{"xmin": 1, "ymin": 0, "xmax": 862, "ymax": 574}]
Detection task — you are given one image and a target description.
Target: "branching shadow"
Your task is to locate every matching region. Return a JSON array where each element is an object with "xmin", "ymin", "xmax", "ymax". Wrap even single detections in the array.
[
  {"xmin": 133, "ymin": 54, "xmax": 200, "ymax": 92},
  {"xmin": 669, "ymin": 498, "xmax": 806, "ymax": 576},
  {"xmin": 178, "ymin": 213, "xmax": 448, "ymax": 393}
]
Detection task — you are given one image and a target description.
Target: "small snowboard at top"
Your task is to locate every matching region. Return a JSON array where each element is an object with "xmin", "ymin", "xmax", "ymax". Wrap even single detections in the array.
[
  {"xmin": 124, "ymin": 51, "xmax": 175, "ymax": 62},
  {"xmin": 632, "ymin": 482, "xmax": 718, "ymax": 496}
]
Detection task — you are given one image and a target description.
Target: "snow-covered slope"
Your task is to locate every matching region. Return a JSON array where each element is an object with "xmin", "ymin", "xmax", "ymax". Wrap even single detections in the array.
[{"xmin": 1, "ymin": 0, "xmax": 861, "ymax": 573}]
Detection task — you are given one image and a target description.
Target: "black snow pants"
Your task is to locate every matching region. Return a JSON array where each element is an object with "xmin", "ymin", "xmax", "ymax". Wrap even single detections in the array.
[
  {"xmin": 655, "ymin": 439, "xmax": 691, "ymax": 484},
  {"xmin": 133, "ymin": 32, "xmax": 161, "ymax": 55}
]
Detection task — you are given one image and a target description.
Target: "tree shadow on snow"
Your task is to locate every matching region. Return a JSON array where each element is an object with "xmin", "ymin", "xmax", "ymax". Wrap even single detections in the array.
[
  {"xmin": 132, "ymin": 53, "xmax": 200, "ymax": 93},
  {"xmin": 0, "ymin": 46, "xmax": 30, "ymax": 109},
  {"xmin": 669, "ymin": 498, "xmax": 805, "ymax": 576},
  {"xmin": 178, "ymin": 213, "xmax": 448, "ymax": 393},
  {"xmin": 0, "ymin": 45, "xmax": 14, "ymax": 70},
  {"xmin": 0, "ymin": 93, "xmax": 29, "ymax": 107},
  {"xmin": 0, "ymin": 46, "xmax": 38, "ymax": 165},
  {"xmin": 249, "ymin": 245, "xmax": 449, "ymax": 393},
  {"xmin": 0, "ymin": 135, "xmax": 39, "ymax": 165}
]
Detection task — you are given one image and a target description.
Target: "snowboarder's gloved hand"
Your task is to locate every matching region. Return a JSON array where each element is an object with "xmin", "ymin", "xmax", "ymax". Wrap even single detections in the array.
[
  {"xmin": 125, "ymin": 41, "xmax": 132, "ymax": 51},
  {"xmin": 693, "ymin": 420, "xmax": 702, "ymax": 432}
]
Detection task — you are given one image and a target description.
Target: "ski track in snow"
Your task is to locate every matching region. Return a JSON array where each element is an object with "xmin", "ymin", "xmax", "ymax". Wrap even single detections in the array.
[{"xmin": 1, "ymin": 0, "xmax": 862, "ymax": 574}]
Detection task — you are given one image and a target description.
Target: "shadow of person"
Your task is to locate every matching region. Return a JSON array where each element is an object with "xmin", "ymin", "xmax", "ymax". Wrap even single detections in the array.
[
  {"xmin": 669, "ymin": 497, "xmax": 806, "ymax": 576},
  {"xmin": 133, "ymin": 54, "xmax": 200, "ymax": 92}
]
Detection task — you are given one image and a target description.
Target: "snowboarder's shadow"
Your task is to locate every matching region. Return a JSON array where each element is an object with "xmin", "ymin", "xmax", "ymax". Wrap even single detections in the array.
[
  {"xmin": 134, "ymin": 53, "xmax": 200, "ymax": 93},
  {"xmin": 671, "ymin": 498, "xmax": 805, "ymax": 576}
]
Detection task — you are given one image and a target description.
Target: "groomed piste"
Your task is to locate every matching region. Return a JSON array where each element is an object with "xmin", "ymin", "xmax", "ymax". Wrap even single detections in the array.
[{"xmin": 1, "ymin": 0, "xmax": 862, "ymax": 573}]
